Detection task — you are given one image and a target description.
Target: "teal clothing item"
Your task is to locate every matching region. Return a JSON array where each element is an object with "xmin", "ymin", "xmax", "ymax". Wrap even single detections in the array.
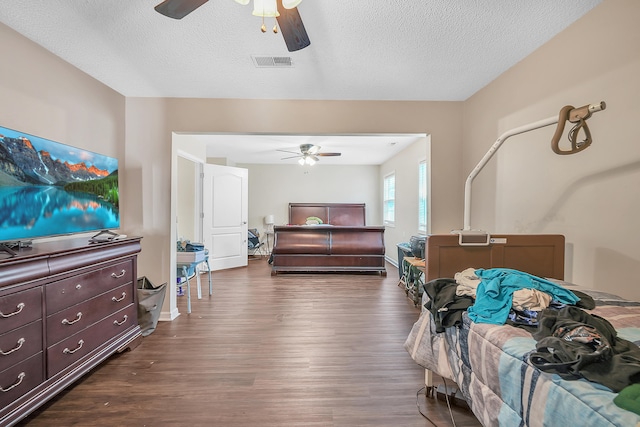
[
  {"xmin": 467, "ymin": 268, "xmax": 579, "ymax": 325},
  {"xmin": 614, "ymin": 384, "xmax": 640, "ymax": 415}
]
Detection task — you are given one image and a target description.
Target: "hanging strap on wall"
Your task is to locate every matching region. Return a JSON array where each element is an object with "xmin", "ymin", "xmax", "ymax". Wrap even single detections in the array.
[{"xmin": 551, "ymin": 102, "xmax": 606, "ymax": 155}]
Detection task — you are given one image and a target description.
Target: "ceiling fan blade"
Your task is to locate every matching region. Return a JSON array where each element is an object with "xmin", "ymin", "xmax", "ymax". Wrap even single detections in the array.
[
  {"xmin": 154, "ymin": 0, "xmax": 209, "ymax": 19},
  {"xmin": 276, "ymin": 0, "xmax": 311, "ymax": 52},
  {"xmin": 281, "ymin": 155, "xmax": 303, "ymax": 160},
  {"xmin": 277, "ymin": 149, "xmax": 302, "ymax": 155},
  {"xmin": 317, "ymin": 153, "xmax": 342, "ymax": 157}
]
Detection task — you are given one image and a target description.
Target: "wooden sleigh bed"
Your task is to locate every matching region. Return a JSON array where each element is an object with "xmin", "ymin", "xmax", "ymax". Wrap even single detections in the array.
[
  {"xmin": 270, "ymin": 203, "xmax": 386, "ymax": 276},
  {"xmin": 404, "ymin": 234, "xmax": 640, "ymax": 427}
]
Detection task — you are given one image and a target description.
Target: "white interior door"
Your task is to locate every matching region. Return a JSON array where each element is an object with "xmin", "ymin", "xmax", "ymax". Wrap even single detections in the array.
[{"xmin": 202, "ymin": 164, "xmax": 248, "ymax": 270}]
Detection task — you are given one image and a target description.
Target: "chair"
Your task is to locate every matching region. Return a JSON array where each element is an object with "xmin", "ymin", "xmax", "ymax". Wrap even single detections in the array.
[
  {"xmin": 248, "ymin": 228, "xmax": 266, "ymax": 259},
  {"xmin": 176, "ymin": 249, "xmax": 212, "ymax": 314}
]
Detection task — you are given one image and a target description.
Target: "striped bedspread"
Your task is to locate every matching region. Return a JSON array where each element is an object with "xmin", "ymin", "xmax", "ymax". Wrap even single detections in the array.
[{"xmin": 404, "ymin": 285, "xmax": 640, "ymax": 427}]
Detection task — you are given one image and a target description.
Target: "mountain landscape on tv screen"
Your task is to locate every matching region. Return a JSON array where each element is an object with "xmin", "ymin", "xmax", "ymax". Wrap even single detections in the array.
[
  {"xmin": 0, "ymin": 130, "xmax": 119, "ymax": 241},
  {"xmin": 0, "ymin": 134, "xmax": 113, "ymax": 187}
]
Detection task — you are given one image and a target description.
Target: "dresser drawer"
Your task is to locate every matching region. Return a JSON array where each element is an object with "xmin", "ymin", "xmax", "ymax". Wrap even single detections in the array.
[
  {"xmin": 0, "ymin": 287, "xmax": 42, "ymax": 333},
  {"xmin": 45, "ymin": 259, "xmax": 134, "ymax": 314},
  {"xmin": 0, "ymin": 352, "xmax": 44, "ymax": 409},
  {"xmin": 47, "ymin": 304, "xmax": 136, "ymax": 377},
  {"xmin": 0, "ymin": 320, "xmax": 43, "ymax": 373},
  {"xmin": 46, "ymin": 283, "xmax": 134, "ymax": 345}
]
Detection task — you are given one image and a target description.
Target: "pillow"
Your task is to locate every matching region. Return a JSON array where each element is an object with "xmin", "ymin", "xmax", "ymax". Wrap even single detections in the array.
[{"xmin": 305, "ymin": 216, "xmax": 323, "ymax": 225}]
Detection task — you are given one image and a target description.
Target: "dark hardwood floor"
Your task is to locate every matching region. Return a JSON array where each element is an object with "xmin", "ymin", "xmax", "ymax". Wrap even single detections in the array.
[{"xmin": 18, "ymin": 259, "xmax": 481, "ymax": 427}]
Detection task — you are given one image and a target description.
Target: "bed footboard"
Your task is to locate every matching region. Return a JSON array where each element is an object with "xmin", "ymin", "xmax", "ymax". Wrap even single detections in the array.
[{"xmin": 423, "ymin": 234, "xmax": 565, "ymax": 281}]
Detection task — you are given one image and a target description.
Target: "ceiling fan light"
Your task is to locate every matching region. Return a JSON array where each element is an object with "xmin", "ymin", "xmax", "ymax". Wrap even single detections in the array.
[
  {"xmin": 282, "ymin": 0, "xmax": 302, "ymax": 9},
  {"xmin": 298, "ymin": 157, "xmax": 305, "ymax": 166},
  {"xmin": 234, "ymin": 0, "xmax": 250, "ymax": 5},
  {"xmin": 305, "ymin": 156, "xmax": 316, "ymax": 166},
  {"xmin": 252, "ymin": 0, "xmax": 279, "ymax": 17}
]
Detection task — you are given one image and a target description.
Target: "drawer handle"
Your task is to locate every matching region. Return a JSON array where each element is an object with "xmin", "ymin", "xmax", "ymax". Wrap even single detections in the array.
[
  {"xmin": 111, "ymin": 269, "xmax": 126, "ymax": 279},
  {"xmin": 113, "ymin": 315, "xmax": 128, "ymax": 326},
  {"xmin": 0, "ymin": 372, "xmax": 25, "ymax": 393},
  {"xmin": 112, "ymin": 292, "xmax": 127, "ymax": 303},
  {"xmin": 0, "ymin": 302, "xmax": 25, "ymax": 318},
  {"xmin": 0, "ymin": 338, "xmax": 26, "ymax": 356},
  {"xmin": 63, "ymin": 339, "xmax": 85, "ymax": 354},
  {"xmin": 62, "ymin": 312, "xmax": 83, "ymax": 325}
]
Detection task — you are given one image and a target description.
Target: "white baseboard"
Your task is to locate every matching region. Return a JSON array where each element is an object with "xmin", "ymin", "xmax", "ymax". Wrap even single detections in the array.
[{"xmin": 159, "ymin": 308, "xmax": 180, "ymax": 321}]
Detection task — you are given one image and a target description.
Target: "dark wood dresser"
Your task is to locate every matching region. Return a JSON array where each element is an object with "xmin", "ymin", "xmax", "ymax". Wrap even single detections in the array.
[{"xmin": 0, "ymin": 237, "xmax": 142, "ymax": 426}]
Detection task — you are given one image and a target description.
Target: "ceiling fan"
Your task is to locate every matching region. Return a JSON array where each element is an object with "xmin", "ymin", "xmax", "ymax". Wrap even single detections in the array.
[
  {"xmin": 279, "ymin": 143, "xmax": 342, "ymax": 165},
  {"xmin": 154, "ymin": 0, "xmax": 310, "ymax": 52}
]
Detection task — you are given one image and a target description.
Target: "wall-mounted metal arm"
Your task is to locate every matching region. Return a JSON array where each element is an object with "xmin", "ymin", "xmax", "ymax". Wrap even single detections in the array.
[{"xmin": 462, "ymin": 101, "xmax": 606, "ymax": 232}]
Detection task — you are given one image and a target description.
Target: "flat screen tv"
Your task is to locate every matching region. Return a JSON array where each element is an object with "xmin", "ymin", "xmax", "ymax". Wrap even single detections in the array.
[{"xmin": 0, "ymin": 125, "xmax": 119, "ymax": 252}]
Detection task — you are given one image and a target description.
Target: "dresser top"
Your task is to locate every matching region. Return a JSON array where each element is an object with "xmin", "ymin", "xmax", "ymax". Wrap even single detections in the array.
[{"xmin": 0, "ymin": 236, "xmax": 142, "ymax": 288}]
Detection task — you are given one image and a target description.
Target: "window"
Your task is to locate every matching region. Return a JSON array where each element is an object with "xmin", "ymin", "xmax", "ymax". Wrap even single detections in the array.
[
  {"xmin": 418, "ymin": 160, "xmax": 428, "ymax": 233},
  {"xmin": 383, "ymin": 172, "xmax": 395, "ymax": 225}
]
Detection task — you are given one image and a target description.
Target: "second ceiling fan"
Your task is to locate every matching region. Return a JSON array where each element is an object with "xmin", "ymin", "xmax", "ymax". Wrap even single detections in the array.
[
  {"xmin": 154, "ymin": 0, "xmax": 310, "ymax": 52},
  {"xmin": 279, "ymin": 144, "xmax": 342, "ymax": 165}
]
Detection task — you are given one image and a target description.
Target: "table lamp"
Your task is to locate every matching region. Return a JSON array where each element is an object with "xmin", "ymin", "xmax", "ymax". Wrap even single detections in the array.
[{"xmin": 264, "ymin": 214, "xmax": 275, "ymax": 233}]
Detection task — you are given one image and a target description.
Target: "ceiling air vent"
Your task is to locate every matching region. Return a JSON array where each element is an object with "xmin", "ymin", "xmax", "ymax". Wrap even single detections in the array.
[{"xmin": 252, "ymin": 56, "xmax": 294, "ymax": 68}]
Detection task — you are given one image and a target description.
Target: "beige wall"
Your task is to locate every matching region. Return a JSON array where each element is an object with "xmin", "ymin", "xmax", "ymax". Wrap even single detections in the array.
[
  {"xmin": 175, "ymin": 134, "xmax": 208, "ymax": 246},
  {"xmin": 238, "ymin": 164, "xmax": 382, "ymax": 233},
  {"xmin": 463, "ymin": 0, "xmax": 640, "ymax": 299},
  {"xmin": 177, "ymin": 156, "xmax": 197, "ymax": 242},
  {"xmin": 380, "ymin": 137, "xmax": 431, "ymax": 261},
  {"xmin": 0, "ymin": 24, "xmax": 125, "ymax": 231}
]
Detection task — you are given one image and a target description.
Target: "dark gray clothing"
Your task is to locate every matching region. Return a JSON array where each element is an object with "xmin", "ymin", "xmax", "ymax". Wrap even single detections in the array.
[
  {"xmin": 530, "ymin": 306, "xmax": 640, "ymax": 392},
  {"xmin": 423, "ymin": 278, "xmax": 474, "ymax": 333}
]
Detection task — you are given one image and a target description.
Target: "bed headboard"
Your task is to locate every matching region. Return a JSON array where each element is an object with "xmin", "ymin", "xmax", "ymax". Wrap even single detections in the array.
[
  {"xmin": 288, "ymin": 203, "xmax": 366, "ymax": 226},
  {"xmin": 423, "ymin": 234, "xmax": 565, "ymax": 281}
]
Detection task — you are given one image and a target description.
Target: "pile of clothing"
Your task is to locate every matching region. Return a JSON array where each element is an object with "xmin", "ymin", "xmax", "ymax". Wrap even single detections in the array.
[
  {"xmin": 423, "ymin": 267, "xmax": 640, "ymax": 396},
  {"xmin": 422, "ymin": 267, "xmax": 588, "ymax": 332}
]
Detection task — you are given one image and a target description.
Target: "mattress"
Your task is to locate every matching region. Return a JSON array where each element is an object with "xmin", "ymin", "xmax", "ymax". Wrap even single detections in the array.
[{"xmin": 404, "ymin": 278, "xmax": 640, "ymax": 427}]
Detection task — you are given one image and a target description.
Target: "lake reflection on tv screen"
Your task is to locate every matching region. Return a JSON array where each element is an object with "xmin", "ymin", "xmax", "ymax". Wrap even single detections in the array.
[{"xmin": 0, "ymin": 185, "xmax": 119, "ymax": 241}]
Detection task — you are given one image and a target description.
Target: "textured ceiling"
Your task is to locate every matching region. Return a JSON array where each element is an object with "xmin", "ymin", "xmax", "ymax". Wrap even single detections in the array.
[{"xmin": 0, "ymin": 0, "xmax": 601, "ymax": 101}]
